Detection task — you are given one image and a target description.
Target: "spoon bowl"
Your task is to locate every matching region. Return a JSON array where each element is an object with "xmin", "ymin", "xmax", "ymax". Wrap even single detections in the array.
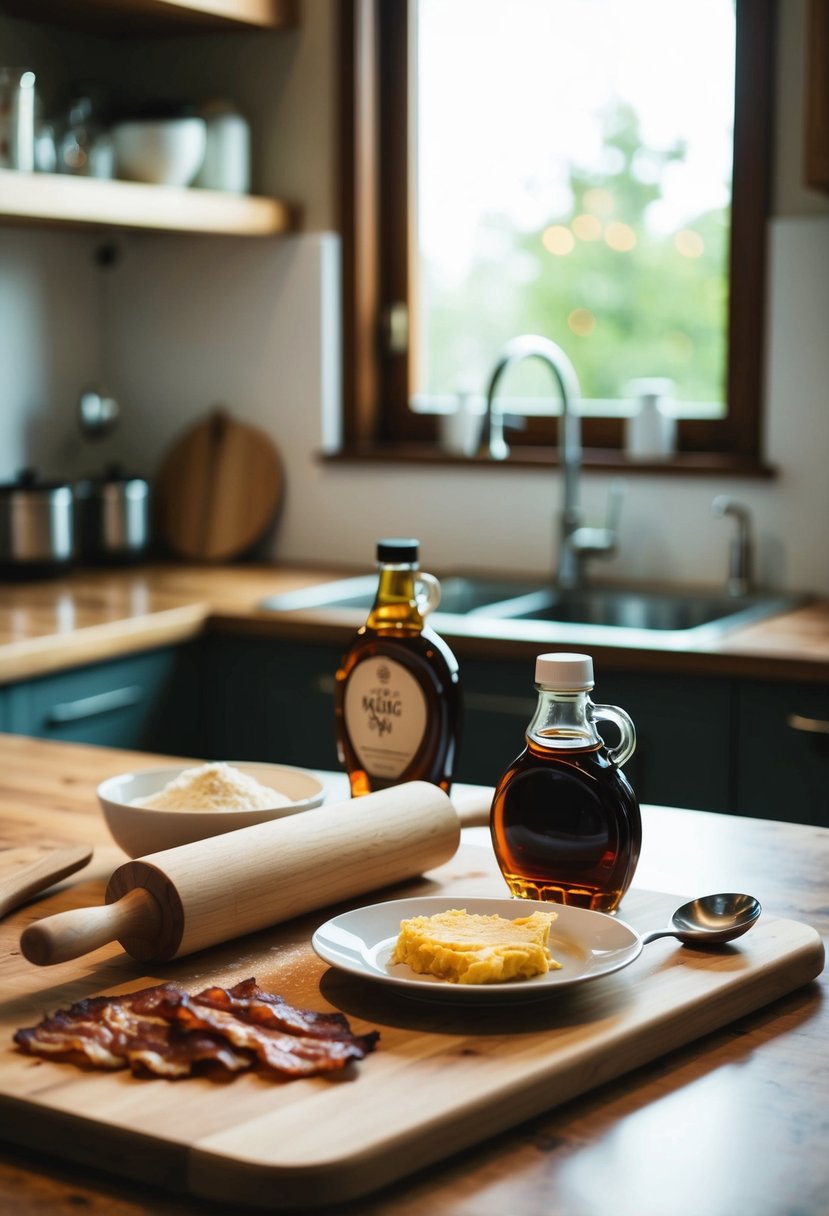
[{"xmin": 642, "ymin": 893, "xmax": 761, "ymax": 947}]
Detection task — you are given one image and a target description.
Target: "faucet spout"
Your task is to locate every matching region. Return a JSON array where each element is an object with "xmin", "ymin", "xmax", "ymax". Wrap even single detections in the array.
[
  {"xmin": 712, "ymin": 495, "xmax": 753, "ymax": 596},
  {"xmin": 479, "ymin": 334, "xmax": 619, "ymax": 589}
]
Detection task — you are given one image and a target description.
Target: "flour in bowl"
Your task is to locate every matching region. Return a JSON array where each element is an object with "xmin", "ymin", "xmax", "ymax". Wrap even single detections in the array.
[{"xmin": 133, "ymin": 763, "xmax": 291, "ymax": 812}]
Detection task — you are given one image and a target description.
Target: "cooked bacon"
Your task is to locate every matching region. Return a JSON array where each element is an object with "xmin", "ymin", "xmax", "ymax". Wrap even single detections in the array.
[
  {"xmin": 199, "ymin": 978, "xmax": 357, "ymax": 1039},
  {"xmin": 13, "ymin": 1007, "xmax": 124, "ymax": 1070},
  {"xmin": 13, "ymin": 983, "xmax": 250, "ymax": 1077},
  {"xmin": 133, "ymin": 978, "xmax": 358, "ymax": 1041},
  {"xmin": 100, "ymin": 994, "xmax": 253, "ymax": 1078},
  {"xmin": 134, "ymin": 988, "xmax": 379, "ymax": 1077},
  {"xmin": 14, "ymin": 978, "xmax": 378, "ymax": 1082}
]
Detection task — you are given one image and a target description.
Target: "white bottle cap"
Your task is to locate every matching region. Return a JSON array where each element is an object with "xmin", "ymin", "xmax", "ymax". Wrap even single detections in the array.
[{"xmin": 534, "ymin": 652, "xmax": 594, "ymax": 690}]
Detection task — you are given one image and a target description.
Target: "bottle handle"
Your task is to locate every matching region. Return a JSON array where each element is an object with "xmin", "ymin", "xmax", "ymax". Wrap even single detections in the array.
[
  {"xmin": 415, "ymin": 572, "xmax": 441, "ymax": 618},
  {"xmin": 592, "ymin": 703, "xmax": 636, "ymax": 768}
]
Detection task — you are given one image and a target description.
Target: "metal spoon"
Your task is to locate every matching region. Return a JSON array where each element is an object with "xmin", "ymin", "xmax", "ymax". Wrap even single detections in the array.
[{"xmin": 641, "ymin": 893, "xmax": 761, "ymax": 947}]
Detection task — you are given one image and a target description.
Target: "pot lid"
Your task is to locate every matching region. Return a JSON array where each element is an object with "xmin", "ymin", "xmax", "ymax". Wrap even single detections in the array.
[{"xmin": 0, "ymin": 468, "xmax": 73, "ymax": 494}]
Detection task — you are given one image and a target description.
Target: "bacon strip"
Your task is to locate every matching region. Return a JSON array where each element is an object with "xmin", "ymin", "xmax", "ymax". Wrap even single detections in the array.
[
  {"xmin": 198, "ymin": 978, "xmax": 357, "ymax": 1039},
  {"xmin": 14, "ymin": 978, "xmax": 378, "ymax": 1081},
  {"xmin": 137, "ymin": 990, "xmax": 378, "ymax": 1077}
]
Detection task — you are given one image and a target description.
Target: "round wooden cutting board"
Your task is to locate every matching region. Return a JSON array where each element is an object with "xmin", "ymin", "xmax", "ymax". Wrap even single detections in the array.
[{"xmin": 154, "ymin": 409, "xmax": 284, "ymax": 561}]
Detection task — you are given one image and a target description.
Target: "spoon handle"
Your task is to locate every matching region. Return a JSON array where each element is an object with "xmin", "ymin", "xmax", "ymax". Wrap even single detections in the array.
[{"xmin": 640, "ymin": 929, "xmax": 676, "ymax": 945}]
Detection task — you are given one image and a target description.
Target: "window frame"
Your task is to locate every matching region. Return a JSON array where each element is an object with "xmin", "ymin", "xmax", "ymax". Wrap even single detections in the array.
[{"xmin": 338, "ymin": 0, "xmax": 776, "ymax": 469}]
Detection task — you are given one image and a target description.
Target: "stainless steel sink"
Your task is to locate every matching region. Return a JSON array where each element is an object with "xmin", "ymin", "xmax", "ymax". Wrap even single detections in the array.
[
  {"xmin": 261, "ymin": 574, "xmax": 546, "ymax": 617},
  {"xmin": 486, "ymin": 587, "xmax": 804, "ymax": 632},
  {"xmin": 260, "ymin": 575, "xmax": 806, "ymax": 642}
]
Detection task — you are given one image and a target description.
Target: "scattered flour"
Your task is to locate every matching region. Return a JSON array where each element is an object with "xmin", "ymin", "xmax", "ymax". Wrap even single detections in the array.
[{"xmin": 133, "ymin": 762, "xmax": 290, "ymax": 812}]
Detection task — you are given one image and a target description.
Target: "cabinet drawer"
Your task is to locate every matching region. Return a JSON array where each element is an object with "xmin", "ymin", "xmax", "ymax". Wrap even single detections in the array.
[
  {"xmin": 7, "ymin": 646, "xmax": 200, "ymax": 755},
  {"xmin": 736, "ymin": 680, "xmax": 829, "ymax": 826}
]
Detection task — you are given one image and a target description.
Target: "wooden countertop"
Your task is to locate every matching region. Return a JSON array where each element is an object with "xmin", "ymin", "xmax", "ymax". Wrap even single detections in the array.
[
  {"xmin": 0, "ymin": 734, "xmax": 826, "ymax": 1216},
  {"xmin": 0, "ymin": 562, "xmax": 827, "ymax": 685}
]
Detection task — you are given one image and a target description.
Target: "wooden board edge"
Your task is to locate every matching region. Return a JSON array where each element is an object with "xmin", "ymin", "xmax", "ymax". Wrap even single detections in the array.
[
  {"xmin": 185, "ymin": 922, "xmax": 825, "ymax": 1209},
  {"xmin": 0, "ymin": 1093, "xmax": 191, "ymax": 1200}
]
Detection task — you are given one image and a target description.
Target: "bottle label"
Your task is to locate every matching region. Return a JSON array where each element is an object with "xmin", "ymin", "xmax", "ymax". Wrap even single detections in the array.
[{"xmin": 344, "ymin": 657, "xmax": 428, "ymax": 779}]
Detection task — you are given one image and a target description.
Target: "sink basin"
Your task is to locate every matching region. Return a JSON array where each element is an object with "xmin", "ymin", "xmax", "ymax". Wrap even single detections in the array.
[
  {"xmin": 492, "ymin": 587, "xmax": 803, "ymax": 632},
  {"xmin": 261, "ymin": 575, "xmax": 806, "ymax": 640},
  {"xmin": 261, "ymin": 574, "xmax": 546, "ymax": 617}
]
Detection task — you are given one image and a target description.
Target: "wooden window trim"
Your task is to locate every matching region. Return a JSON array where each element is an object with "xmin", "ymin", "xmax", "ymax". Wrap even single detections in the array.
[
  {"xmin": 805, "ymin": 0, "xmax": 829, "ymax": 191},
  {"xmin": 338, "ymin": 0, "xmax": 777, "ymax": 465}
]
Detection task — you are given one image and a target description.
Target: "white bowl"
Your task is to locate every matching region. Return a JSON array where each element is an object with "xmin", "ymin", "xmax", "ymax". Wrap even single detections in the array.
[
  {"xmin": 111, "ymin": 117, "xmax": 206, "ymax": 187},
  {"xmin": 98, "ymin": 761, "xmax": 325, "ymax": 858}
]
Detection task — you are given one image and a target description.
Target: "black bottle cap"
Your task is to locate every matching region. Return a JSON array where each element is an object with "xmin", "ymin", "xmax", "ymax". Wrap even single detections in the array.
[{"xmin": 377, "ymin": 538, "xmax": 419, "ymax": 562}]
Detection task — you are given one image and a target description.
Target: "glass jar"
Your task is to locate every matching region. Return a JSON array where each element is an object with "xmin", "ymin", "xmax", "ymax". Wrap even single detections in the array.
[{"xmin": 490, "ymin": 652, "xmax": 641, "ymax": 912}]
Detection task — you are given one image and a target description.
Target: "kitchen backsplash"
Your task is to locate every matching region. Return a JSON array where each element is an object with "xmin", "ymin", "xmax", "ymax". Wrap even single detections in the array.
[{"xmin": 1, "ymin": 222, "xmax": 827, "ymax": 594}]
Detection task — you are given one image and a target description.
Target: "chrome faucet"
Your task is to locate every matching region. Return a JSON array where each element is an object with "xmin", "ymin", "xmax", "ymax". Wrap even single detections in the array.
[
  {"xmin": 712, "ymin": 495, "xmax": 753, "ymax": 596},
  {"xmin": 479, "ymin": 334, "xmax": 621, "ymax": 589}
]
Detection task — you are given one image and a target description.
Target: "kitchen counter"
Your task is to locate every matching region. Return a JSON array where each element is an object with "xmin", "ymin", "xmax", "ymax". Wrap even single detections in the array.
[
  {"xmin": 0, "ymin": 734, "xmax": 827, "ymax": 1216},
  {"xmin": 0, "ymin": 562, "xmax": 827, "ymax": 684}
]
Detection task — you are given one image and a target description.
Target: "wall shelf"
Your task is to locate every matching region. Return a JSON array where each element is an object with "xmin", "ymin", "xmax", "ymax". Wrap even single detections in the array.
[
  {"xmin": 0, "ymin": 0, "xmax": 296, "ymax": 33},
  {"xmin": 0, "ymin": 170, "xmax": 296, "ymax": 236}
]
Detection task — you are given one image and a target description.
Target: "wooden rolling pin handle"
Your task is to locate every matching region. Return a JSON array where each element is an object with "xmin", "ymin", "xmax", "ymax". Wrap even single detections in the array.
[{"xmin": 20, "ymin": 887, "xmax": 162, "ymax": 967}]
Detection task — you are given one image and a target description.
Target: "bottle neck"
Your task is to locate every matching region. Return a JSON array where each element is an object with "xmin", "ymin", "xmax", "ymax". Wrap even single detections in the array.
[
  {"xmin": 367, "ymin": 561, "xmax": 424, "ymax": 630},
  {"xmin": 527, "ymin": 687, "xmax": 600, "ymax": 750}
]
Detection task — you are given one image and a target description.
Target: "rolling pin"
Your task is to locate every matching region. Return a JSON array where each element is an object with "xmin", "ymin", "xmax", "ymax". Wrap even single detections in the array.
[{"xmin": 21, "ymin": 781, "xmax": 461, "ymax": 967}]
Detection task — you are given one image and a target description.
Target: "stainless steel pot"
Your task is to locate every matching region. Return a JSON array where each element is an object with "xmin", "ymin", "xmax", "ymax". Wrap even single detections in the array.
[
  {"xmin": 76, "ymin": 465, "xmax": 150, "ymax": 564},
  {"xmin": 0, "ymin": 470, "xmax": 75, "ymax": 576}
]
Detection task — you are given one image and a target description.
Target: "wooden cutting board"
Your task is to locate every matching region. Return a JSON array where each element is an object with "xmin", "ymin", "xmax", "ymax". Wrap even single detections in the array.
[
  {"xmin": 0, "ymin": 842, "xmax": 823, "ymax": 1212},
  {"xmin": 154, "ymin": 409, "xmax": 284, "ymax": 561},
  {"xmin": 0, "ymin": 845, "xmax": 92, "ymax": 919}
]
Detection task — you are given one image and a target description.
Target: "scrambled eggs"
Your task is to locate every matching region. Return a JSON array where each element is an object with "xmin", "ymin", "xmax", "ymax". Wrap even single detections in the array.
[{"xmin": 391, "ymin": 908, "xmax": 561, "ymax": 984}]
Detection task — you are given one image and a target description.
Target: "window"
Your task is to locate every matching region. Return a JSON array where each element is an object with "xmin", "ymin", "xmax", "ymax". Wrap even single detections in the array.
[{"xmin": 339, "ymin": 0, "xmax": 775, "ymax": 468}]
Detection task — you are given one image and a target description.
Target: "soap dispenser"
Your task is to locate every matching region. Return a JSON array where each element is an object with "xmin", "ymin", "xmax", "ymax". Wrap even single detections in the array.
[{"xmin": 625, "ymin": 378, "xmax": 676, "ymax": 460}]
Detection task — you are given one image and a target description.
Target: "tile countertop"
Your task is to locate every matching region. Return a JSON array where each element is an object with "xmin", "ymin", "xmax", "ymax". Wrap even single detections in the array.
[{"xmin": 0, "ymin": 562, "xmax": 827, "ymax": 685}]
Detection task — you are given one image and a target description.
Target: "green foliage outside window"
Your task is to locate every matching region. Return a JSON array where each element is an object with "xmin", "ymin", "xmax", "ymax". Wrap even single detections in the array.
[{"xmin": 421, "ymin": 105, "xmax": 729, "ymax": 413}]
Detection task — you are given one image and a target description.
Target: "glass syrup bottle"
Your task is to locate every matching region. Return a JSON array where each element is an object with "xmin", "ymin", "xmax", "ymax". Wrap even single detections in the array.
[
  {"xmin": 490, "ymin": 652, "xmax": 641, "ymax": 913},
  {"xmin": 335, "ymin": 538, "xmax": 461, "ymax": 796}
]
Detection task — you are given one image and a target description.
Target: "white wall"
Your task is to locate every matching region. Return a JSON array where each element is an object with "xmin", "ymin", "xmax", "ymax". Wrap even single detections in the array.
[{"xmin": 0, "ymin": 229, "xmax": 108, "ymax": 479}]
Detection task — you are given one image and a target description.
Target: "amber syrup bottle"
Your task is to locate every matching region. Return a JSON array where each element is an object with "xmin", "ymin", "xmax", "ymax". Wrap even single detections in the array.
[
  {"xmin": 335, "ymin": 539, "xmax": 461, "ymax": 796},
  {"xmin": 491, "ymin": 652, "xmax": 641, "ymax": 913}
]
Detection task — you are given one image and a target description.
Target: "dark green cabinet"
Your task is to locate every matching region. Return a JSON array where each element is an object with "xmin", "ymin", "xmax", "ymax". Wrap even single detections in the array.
[
  {"xmin": 454, "ymin": 658, "xmax": 732, "ymax": 814},
  {"xmin": 6, "ymin": 644, "xmax": 202, "ymax": 756},
  {"xmin": 203, "ymin": 637, "xmax": 343, "ymax": 771},
  {"xmin": 2, "ymin": 632, "xmax": 825, "ymax": 828},
  {"xmin": 199, "ymin": 642, "xmax": 734, "ymax": 814},
  {"xmin": 735, "ymin": 680, "xmax": 829, "ymax": 826}
]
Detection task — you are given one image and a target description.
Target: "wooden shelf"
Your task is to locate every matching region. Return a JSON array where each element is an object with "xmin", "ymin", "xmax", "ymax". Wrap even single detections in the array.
[
  {"xmin": 0, "ymin": 170, "xmax": 296, "ymax": 236},
  {"xmin": 0, "ymin": 0, "xmax": 296, "ymax": 33}
]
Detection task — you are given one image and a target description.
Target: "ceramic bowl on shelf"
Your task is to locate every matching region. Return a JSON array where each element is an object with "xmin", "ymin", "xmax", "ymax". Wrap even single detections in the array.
[
  {"xmin": 111, "ymin": 116, "xmax": 206, "ymax": 187},
  {"xmin": 98, "ymin": 761, "xmax": 326, "ymax": 857}
]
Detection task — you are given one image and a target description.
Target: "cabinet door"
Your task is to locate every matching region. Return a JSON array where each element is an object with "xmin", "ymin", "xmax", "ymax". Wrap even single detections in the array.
[
  {"xmin": 205, "ymin": 637, "xmax": 344, "ymax": 771},
  {"xmin": 453, "ymin": 658, "xmax": 536, "ymax": 787},
  {"xmin": 735, "ymin": 680, "xmax": 829, "ymax": 827},
  {"xmin": 595, "ymin": 670, "xmax": 732, "ymax": 813},
  {"xmin": 8, "ymin": 645, "xmax": 201, "ymax": 755},
  {"xmin": 456, "ymin": 659, "xmax": 732, "ymax": 812}
]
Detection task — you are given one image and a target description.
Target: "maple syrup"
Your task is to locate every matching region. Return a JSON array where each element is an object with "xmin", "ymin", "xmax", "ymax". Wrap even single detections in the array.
[
  {"xmin": 335, "ymin": 539, "xmax": 461, "ymax": 796},
  {"xmin": 490, "ymin": 653, "xmax": 641, "ymax": 912}
]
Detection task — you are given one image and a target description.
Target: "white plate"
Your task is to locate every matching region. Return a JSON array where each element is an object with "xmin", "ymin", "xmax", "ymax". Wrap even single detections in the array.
[{"xmin": 312, "ymin": 896, "xmax": 643, "ymax": 1003}]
